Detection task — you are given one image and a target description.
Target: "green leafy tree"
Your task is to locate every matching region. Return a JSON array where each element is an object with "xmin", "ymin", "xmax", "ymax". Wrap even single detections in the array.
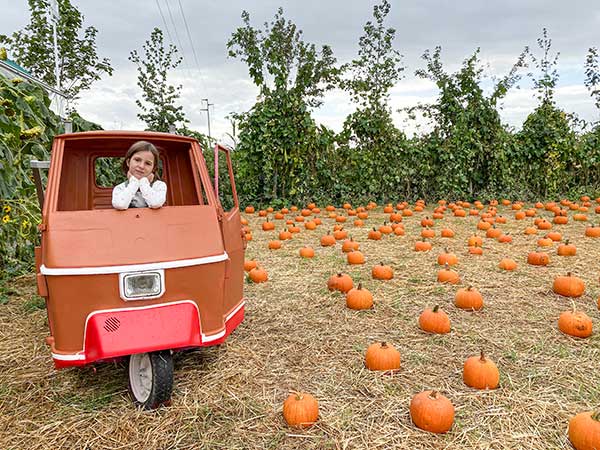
[
  {"xmin": 0, "ymin": 73, "xmax": 101, "ymax": 275},
  {"xmin": 337, "ymin": 0, "xmax": 407, "ymax": 200},
  {"xmin": 518, "ymin": 28, "xmax": 577, "ymax": 197},
  {"xmin": 339, "ymin": 0, "xmax": 403, "ymax": 110},
  {"xmin": 227, "ymin": 8, "xmax": 337, "ymax": 204},
  {"xmin": 407, "ymin": 47, "xmax": 527, "ymax": 199},
  {"xmin": 579, "ymin": 47, "xmax": 600, "ymax": 190},
  {"xmin": 585, "ymin": 47, "xmax": 600, "ymax": 113},
  {"xmin": 0, "ymin": 0, "xmax": 113, "ymax": 103},
  {"xmin": 129, "ymin": 28, "xmax": 188, "ymax": 132}
]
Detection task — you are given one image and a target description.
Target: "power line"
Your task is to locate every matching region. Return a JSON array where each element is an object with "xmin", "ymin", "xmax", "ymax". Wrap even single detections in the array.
[
  {"xmin": 154, "ymin": 0, "xmax": 175, "ymax": 47},
  {"xmin": 177, "ymin": 0, "xmax": 209, "ymax": 107},
  {"xmin": 164, "ymin": 0, "xmax": 191, "ymax": 74},
  {"xmin": 177, "ymin": 0, "xmax": 200, "ymax": 70}
]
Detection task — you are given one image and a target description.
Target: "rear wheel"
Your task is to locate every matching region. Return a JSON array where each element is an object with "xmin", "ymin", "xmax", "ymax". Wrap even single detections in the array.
[{"xmin": 128, "ymin": 350, "xmax": 173, "ymax": 409}]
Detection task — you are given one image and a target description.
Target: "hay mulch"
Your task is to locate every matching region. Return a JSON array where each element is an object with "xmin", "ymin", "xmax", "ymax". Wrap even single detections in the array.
[{"xmin": 0, "ymin": 201, "xmax": 599, "ymax": 449}]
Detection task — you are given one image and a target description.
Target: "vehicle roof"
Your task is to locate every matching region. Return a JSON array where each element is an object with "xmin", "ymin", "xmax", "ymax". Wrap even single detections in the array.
[{"xmin": 54, "ymin": 130, "xmax": 199, "ymax": 145}]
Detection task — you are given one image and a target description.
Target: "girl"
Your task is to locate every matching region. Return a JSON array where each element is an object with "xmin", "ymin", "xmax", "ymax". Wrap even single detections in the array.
[{"xmin": 112, "ymin": 141, "xmax": 167, "ymax": 210}]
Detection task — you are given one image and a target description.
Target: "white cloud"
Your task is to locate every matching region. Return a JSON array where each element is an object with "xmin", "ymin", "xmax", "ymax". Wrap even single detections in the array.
[{"xmin": 3, "ymin": 0, "xmax": 599, "ymax": 142}]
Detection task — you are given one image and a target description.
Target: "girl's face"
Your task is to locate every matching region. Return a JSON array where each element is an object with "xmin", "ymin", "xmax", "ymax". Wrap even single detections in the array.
[{"xmin": 127, "ymin": 150, "xmax": 155, "ymax": 179}]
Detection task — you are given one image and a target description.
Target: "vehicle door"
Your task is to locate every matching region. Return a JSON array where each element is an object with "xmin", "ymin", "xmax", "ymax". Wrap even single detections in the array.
[{"xmin": 213, "ymin": 144, "xmax": 245, "ymax": 313}]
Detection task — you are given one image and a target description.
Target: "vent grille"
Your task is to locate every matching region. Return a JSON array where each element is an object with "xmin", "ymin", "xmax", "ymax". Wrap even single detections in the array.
[{"xmin": 103, "ymin": 316, "xmax": 121, "ymax": 332}]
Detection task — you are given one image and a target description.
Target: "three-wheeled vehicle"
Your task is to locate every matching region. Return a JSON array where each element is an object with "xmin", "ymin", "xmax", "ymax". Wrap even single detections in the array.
[{"xmin": 32, "ymin": 131, "xmax": 246, "ymax": 409}]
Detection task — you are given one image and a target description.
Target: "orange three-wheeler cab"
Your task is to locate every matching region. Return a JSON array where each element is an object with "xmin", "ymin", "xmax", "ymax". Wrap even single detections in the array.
[{"xmin": 33, "ymin": 131, "xmax": 246, "ymax": 408}]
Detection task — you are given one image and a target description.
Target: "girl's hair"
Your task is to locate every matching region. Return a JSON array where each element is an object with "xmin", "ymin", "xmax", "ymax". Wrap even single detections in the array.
[{"xmin": 121, "ymin": 140, "xmax": 161, "ymax": 181}]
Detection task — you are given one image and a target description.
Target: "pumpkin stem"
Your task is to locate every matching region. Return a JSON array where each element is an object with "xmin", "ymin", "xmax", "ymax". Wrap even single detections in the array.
[
  {"xmin": 479, "ymin": 350, "xmax": 486, "ymax": 362},
  {"xmin": 357, "ymin": 282, "xmax": 362, "ymax": 290},
  {"xmin": 592, "ymin": 411, "xmax": 600, "ymax": 421},
  {"xmin": 380, "ymin": 341, "xmax": 388, "ymax": 348},
  {"xmin": 428, "ymin": 390, "xmax": 438, "ymax": 400},
  {"xmin": 433, "ymin": 305, "xmax": 440, "ymax": 313}
]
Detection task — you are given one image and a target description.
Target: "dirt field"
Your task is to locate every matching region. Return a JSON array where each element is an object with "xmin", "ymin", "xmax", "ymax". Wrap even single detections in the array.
[{"xmin": 0, "ymin": 201, "xmax": 598, "ymax": 449}]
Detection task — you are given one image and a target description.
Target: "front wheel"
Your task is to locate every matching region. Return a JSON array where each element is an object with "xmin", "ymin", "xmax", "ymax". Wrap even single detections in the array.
[{"xmin": 128, "ymin": 350, "xmax": 173, "ymax": 409}]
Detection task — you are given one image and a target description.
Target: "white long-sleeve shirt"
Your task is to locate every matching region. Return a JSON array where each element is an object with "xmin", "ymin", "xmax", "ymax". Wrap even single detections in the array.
[{"xmin": 112, "ymin": 177, "xmax": 167, "ymax": 210}]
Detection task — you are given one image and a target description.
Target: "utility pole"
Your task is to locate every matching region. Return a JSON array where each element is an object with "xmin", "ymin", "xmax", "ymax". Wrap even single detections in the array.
[
  {"xmin": 48, "ymin": 0, "xmax": 62, "ymax": 117},
  {"xmin": 200, "ymin": 98, "xmax": 213, "ymax": 142}
]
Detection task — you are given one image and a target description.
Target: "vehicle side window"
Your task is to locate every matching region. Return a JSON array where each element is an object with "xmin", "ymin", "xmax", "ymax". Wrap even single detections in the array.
[
  {"xmin": 95, "ymin": 157, "xmax": 123, "ymax": 188},
  {"xmin": 209, "ymin": 149, "xmax": 235, "ymax": 211},
  {"xmin": 218, "ymin": 150, "xmax": 235, "ymax": 211}
]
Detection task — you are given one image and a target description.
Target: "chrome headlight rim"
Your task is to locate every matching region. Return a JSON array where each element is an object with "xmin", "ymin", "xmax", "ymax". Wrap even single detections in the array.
[{"xmin": 118, "ymin": 269, "xmax": 165, "ymax": 301}]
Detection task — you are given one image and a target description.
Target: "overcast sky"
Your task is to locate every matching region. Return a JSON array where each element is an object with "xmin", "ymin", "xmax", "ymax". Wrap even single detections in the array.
[{"xmin": 2, "ymin": 0, "xmax": 599, "ymax": 143}]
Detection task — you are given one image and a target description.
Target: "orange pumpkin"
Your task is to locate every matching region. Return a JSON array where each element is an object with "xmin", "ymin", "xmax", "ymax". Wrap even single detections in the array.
[
  {"xmin": 418, "ymin": 305, "xmax": 451, "ymax": 334},
  {"xmin": 468, "ymin": 235, "xmax": 483, "ymax": 247},
  {"xmin": 569, "ymin": 411, "xmax": 600, "ymax": 450},
  {"xmin": 485, "ymin": 227, "xmax": 502, "ymax": 239},
  {"xmin": 557, "ymin": 240, "xmax": 576, "ymax": 256},
  {"xmin": 248, "ymin": 267, "xmax": 268, "ymax": 283},
  {"xmin": 553, "ymin": 272, "xmax": 585, "ymax": 298},
  {"xmin": 282, "ymin": 392, "xmax": 319, "ymax": 428},
  {"xmin": 244, "ymin": 259, "xmax": 258, "ymax": 272},
  {"xmin": 455, "ymin": 286, "xmax": 483, "ymax": 310},
  {"xmin": 437, "ymin": 248, "xmax": 458, "ymax": 266},
  {"xmin": 372, "ymin": 262, "xmax": 393, "ymax": 280},
  {"xmin": 421, "ymin": 228, "xmax": 435, "ymax": 238},
  {"xmin": 524, "ymin": 226, "xmax": 538, "ymax": 235},
  {"xmin": 299, "ymin": 247, "xmax": 315, "ymax": 258},
  {"xmin": 379, "ymin": 222, "xmax": 393, "ymax": 234},
  {"xmin": 414, "ymin": 240, "xmax": 432, "ymax": 252},
  {"xmin": 368, "ymin": 228, "xmax": 382, "ymax": 240},
  {"xmin": 437, "ymin": 264, "xmax": 460, "ymax": 284},
  {"xmin": 462, "ymin": 351, "xmax": 500, "ymax": 389},
  {"xmin": 320, "ymin": 233, "xmax": 336, "ymax": 247},
  {"xmin": 304, "ymin": 220, "xmax": 317, "ymax": 230},
  {"xmin": 527, "ymin": 251, "xmax": 550, "ymax": 266},
  {"xmin": 468, "ymin": 246, "xmax": 483, "ymax": 255},
  {"xmin": 498, "ymin": 258, "xmax": 517, "ymax": 271},
  {"xmin": 440, "ymin": 228, "xmax": 454, "ymax": 238},
  {"xmin": 279, "ymin": 229, "xmax": 292, "ymax": 240},
  {"xmin": 262, "ymin": 219, "xmax": 275, "ymax": 231},
  {"xmin": 347, "ymin": 250, "xmax": 365, "ymax": 265},
  {"xmin": 327, "ymin": 272, "xmax": 354, "ymax": 293},
  {"xmin": 365, "ymin": 341, "xmax": 401, "ymax": 372},
  {"xmin": 410, "ymin": 390, "xmax": 454, "ymax": 434},
  {"xmin": 497, "ymin": 233, "xmax": 512, "ymax": 243},
  {"xmin": 420, "ymin": 216, "xmax": 434, "ymax": 227},
  {"xmin": 346, "ymin": 283, "xmax": 373, "ymax": 310},
  {"xmin": 268, "ymin": 240, "xmax": 282, "ymax": 250},
  {"xmin": 333, "ymin": 228, "xmax": 348, "ymax": 240},
  {"xmin": 341, "ymin": 238, "xmax": 359, "ymax": 253},
  {"xmin": 558, "ymin": 305, "xmax": 593, "ymax": 338},
  {"xmin": 585, "ymin": 224, "xmax": 600, "ymax": 237}
]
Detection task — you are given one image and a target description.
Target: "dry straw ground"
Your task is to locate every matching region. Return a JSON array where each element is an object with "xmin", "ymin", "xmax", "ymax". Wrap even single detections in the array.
[{"xmin": 0, "ymin": 200, "xmax": 599, "ymax": 450}]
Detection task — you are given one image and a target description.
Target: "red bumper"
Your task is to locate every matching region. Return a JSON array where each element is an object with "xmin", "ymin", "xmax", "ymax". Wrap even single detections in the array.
[{"xmin": 50, "ymin": 300, "xmax": 245, "ymax": 368}]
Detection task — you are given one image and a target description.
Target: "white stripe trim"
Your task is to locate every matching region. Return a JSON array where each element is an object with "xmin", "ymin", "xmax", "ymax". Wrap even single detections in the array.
[
  {"xmin": 50, "ymin": 299, "xmax": 245, "ymax": 361},
  {"xmin": 41, "ymin": 252, "xmax": 229, "ymax": 275},
  {"xmin": 201, "ymin": 300, "xmax": 246, "ymax": 342},
  {"xmin": 52, "ymin": 352, "xmax": 85, "ymax": 361}
]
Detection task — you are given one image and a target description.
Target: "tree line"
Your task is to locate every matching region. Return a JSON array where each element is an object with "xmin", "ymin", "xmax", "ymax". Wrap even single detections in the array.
[{"xmin": 2, "ymin": 0, "xmax": 599, "ymax": 204}]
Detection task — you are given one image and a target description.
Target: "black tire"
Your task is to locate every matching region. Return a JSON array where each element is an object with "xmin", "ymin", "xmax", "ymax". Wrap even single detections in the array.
[{"xmin": 127, "ymin": 350, "xmax": 173, "ymax": 410}]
